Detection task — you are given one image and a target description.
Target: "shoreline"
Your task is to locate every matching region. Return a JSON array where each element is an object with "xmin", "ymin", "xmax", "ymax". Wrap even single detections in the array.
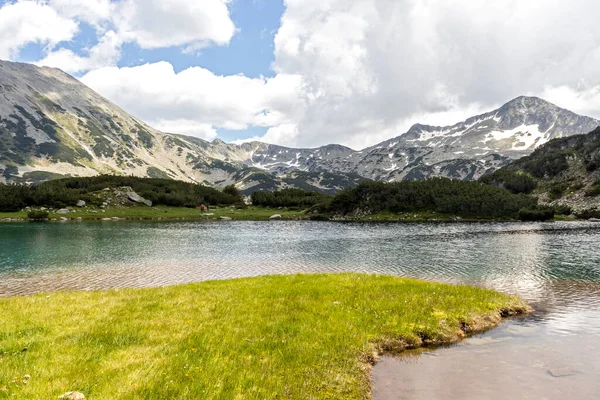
[{"xmin": 0, "ymin": 206, "xmax": 590, "ymax": 224}]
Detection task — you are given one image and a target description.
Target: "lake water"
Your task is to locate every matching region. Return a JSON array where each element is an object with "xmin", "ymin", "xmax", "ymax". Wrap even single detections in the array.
[{"xmin": 1, "ymin": 221, "xmax": 600, "ymax": 399}]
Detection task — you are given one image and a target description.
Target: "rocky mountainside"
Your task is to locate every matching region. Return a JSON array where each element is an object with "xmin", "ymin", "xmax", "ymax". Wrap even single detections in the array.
[
  {"xmin": 1, "ymin": 60, "xmax": 599, "ymax": 193},
  {"xmin": 496, "ymin": 127, "xmax": 600, "ymax": 213},
  {"xmin": 0, "ymin": 60, "xmax": 364, "ymax": 193}
]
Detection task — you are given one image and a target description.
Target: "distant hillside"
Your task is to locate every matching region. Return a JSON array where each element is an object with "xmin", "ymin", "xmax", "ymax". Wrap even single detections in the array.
[{"xmin": 481, "ymin": 127, "xmax": 600, "ymax": 213}]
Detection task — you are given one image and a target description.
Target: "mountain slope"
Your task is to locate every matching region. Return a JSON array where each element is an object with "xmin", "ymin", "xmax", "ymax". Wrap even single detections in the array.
[
  {"xmin": 0, "ymin": 60, "xmax": 363, "ymax": 193},
  {"xmin": 486, "ymin": 127, "xmax": 600, "ymax": 212},
  {"xmin": 1, "ymin": 60, "xmax": 599, "ymax": 193}
]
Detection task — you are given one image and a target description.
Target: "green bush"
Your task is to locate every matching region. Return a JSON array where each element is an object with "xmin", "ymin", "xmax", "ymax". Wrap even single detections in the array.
[
  {"xmin": 27, "ymin": 210, "xmax": 49, "ymax": 220},
  {"xmin": 585, "ymin": 182, "xmax": 600, "ymax": 197},
  {"xmin": 479, "ymin": 169, "xmax": 537, "ymax": 194},
  {"xmin": 251, "ymin": 188, "xmax": 330, "ymax": 208},
  {"xmin": 223, "ymin": 184, "xmax": 244, "ymax": 202},
  {"xmin": 548, "ymin": 183, "xmax": 569, "ymax": 200},
  {"xmin": 326, "ymin": 178, "xmax": 537, "ymax": 218},
  {"xmin": 554, "ymin": 205, "xmax": 573, "ymax": 216},
  {"xmin": 0, "ymin": 175, "xmax": 240, "ymax": 212},
  {"xmin": 575, "ymin": 208, "xmax": 600, "ymax": 219},
  {"xmin": 518, "ymin": 207, "xmax": 555, "ymax": 221}
]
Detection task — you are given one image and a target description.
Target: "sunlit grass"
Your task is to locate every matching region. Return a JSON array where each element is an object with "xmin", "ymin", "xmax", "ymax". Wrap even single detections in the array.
[{"xmin": 0, "ymin": 273, "xmax": 528, "ymax": 399}]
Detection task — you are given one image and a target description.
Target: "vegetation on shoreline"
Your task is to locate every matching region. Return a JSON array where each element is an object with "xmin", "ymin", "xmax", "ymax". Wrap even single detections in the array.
[
  {"xmin": 251, "ymin": 188, "xmax": 329, "ymax": 208},
  {"xmin": 316, "ymin": 178, "xmax": 538, "ymax": 219},
  {"xmin": 0, "ymin": 205, "xmax": 306, "ymax": 222},
  {"xmin": 0, "ymin": 273, "xmax": 529, "ymax": 399},
  {"xmin": 0, "ymin": 175, "xmax": 242, "ymax": 212}
]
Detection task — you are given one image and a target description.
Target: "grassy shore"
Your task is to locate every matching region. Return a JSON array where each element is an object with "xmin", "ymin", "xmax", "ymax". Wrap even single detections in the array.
[
  {"xmin": 0, "ymin": 206, "xmax": 306, "ymax": 222},
  {"xmin": 0, "ymin": 273, "xmax": 529, "ymax": 399}
]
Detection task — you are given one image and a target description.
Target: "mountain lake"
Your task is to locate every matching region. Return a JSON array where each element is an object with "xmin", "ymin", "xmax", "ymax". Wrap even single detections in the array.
[{"xmin": 1, "ymin": 220, "xmax": 599, "ymax": 399}]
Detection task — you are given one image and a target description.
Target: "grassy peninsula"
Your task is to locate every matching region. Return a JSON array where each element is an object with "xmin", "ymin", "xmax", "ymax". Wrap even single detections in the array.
[{"xmin": 0, "ymin": 274, "xmax": 528, "ymax": 399}]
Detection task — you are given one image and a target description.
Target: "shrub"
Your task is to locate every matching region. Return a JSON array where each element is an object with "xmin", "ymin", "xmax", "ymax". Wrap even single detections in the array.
[
  {"xmin": 251, "ymin": 188, "xmax": 330, "ymax": 208},
  {"xmin": 575, "ymin": 208, "xmax": 600, "ymax": 220},
  {"xmin": 223, "ymin": 184, "xmax": 244, "ymax": 201},
  {"xmin": 548, "ymin": 183, "xmax": 568, "ymax": 200},
  {"xmin": 0, "ymin": 175, "xmax": 240, "ymax": 211},
  {"xmin": 554, "ymin": 205, "xmax": 573, "ymax": 216},
  {"xmin": 326, "ymin": 178, "xmax": 537, "ymax": 218},
  {"xmin": 27, "ymin": 210, "xmax": 49, "ymax": 220},
  {"xmin": 585, "ymin": 182, "xmax": 600, "ymax": 197},
  {"xmin": 479, "ymin": 169, "xmax": 537, "ymax": 194},
  {"xmin": 518, "ymin": 207, "xmax": 555, "ymax": 221}
]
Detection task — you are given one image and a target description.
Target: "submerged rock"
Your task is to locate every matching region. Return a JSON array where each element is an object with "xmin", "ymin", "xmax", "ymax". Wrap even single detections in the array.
[{"xmin": 547, "ymin": 367, "xmax": 581, "ymax": 378}]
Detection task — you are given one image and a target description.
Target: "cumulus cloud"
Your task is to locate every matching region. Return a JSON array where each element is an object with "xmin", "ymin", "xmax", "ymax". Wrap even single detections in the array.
[
  {"xmin": 262, "ymin": 0, "xmax": 600, "ymax": 148},
  {"xmin": 80, "ymin": 62, "xmax": 303, "ymax": 140},
  {"xmin": 3, "ymin": 0, "xmax": 236, "ymax": 72},
  {"xmin": 4, "ymin": 0, "xmax": 600, "ymax": 148},
  {"xmin": 0, "ymin": 0, "xmax": 78, "ymax": 59},
  {"xmin": 35, "ymin": 30, "xmax": 122, "ymax": 74},
  {"xmin": 115, "ymin": 0, "xmax": 236, "ymax": 50}
]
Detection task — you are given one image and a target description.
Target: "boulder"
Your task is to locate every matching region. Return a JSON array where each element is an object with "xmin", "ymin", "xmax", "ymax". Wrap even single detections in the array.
[
  {"xmin": 59, "ymin": 217, "xmax": 69, "ymax": 221},
  {"xmin": 56, "ymin": 209, "xmax": 70, "ymax": 214},
  {"xmin": 219, "ymin": 216, "xmax": 232, "ymax": 221},
  {"xmin": 126, "ymin": 191, "xmax": 152, "ymax": 207},
  {"xmin": 58, "ymin": 392, "xmax": 85, "ymax": 400},
  {"xmin": 589, "ymin": 218, "xmax": 600, "ymax": 222},
  {"xmin": 76, "ymin": 200, "xmax": 86, "ymax": 207},
  {"xmin": 269, "ymin": 214, "xmax": 282, "ymax": 220}
]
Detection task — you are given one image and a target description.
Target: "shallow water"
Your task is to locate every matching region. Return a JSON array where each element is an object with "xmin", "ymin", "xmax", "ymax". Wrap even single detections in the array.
[{"xmin": 1, "ymin": 220, "xmax": 599, "ymax": 398}]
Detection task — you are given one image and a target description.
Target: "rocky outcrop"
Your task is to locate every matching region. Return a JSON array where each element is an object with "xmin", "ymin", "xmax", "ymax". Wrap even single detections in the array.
[{"xmin": 126, "ymin": 191, "xmax": 152, "ymax": 207}]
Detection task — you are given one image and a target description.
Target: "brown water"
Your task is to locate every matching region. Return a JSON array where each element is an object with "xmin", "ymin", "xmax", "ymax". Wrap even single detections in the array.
[{"xmin": 1, "ymin": 221, "xmax": 599, "ymax": 399}]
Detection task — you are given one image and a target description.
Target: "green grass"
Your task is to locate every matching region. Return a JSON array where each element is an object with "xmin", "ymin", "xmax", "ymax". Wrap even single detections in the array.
[
  {"xmin": 0, "ymin": 273, "xmax": 529, "ymax": 399},
  {"xmin": 0, "ymin": 206, "xmax": 305, "ymax": 222}
]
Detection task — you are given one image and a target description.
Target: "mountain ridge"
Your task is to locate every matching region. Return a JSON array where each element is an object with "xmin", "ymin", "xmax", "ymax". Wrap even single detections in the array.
[{"xmin": 1, "ymin": 60, "xmax": 599, "ymax": 193}]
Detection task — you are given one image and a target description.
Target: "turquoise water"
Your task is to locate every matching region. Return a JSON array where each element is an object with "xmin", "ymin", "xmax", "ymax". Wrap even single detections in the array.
[{"xmin": 1, "ymin": 220, "xmax": 600, "ymax": 398}]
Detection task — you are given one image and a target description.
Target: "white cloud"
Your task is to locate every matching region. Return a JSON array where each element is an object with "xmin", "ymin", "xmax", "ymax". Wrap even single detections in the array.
[
  {"xmin": 2, "ymin": 0, "xmax": 236, "ymax": 73},
  {"xmin": 0, "ymin": 0, "xmax": 78, "ymax": 59},
  {"xmin": 115, "ymin": 0, "xmax": 236, "ymax": 50},
  {"xmin": 259, "ymin": 0, "xmax": 600, "ymax": 148},
  {"xmin": 5, "ymin": 0, "xmax": 600, "ymax": 149},
  {"xmin": 152, "ymin": 120, "xmax": 218, "ymax": 141},
  {"xmin": 48, "ymin": 0, "xmax": 113, "ymax": 27},
  {"xmin": 233, "ymin": 124, "xmax": 300, "ymax": 147},
  {"xmin": 539, "ymin": 85, "xmax": 600, "ymax": 120},
  {"xmin": 80, "ymin": 62, "xmax": 303, "ymax": 140},
  {"xmin": 35, "ymin": 30, "xmax": 122, "ymax": 74}
]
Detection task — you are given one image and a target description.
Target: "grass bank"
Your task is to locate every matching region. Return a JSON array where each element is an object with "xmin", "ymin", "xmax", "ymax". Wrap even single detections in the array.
[
  {"xmin": 0, "ymin": 206, "xmax": 305, "ymax": 222},
  {"xmin": 0, "ymin": 273, "xmax": 529, "ymax": 399}
]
